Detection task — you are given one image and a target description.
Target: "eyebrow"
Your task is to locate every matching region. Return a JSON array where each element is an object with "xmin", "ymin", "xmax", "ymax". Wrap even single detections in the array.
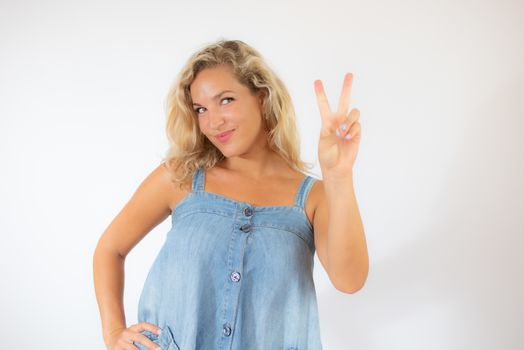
[{"xmin": 192, "ymin": 90, "xmax": 235, "ymax": 106}]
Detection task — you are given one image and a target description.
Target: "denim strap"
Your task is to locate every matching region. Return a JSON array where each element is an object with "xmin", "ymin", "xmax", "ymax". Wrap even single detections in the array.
[
  {"xmin": 192, "ymin": 167, "xmax": 205, "ymax": 192},
  {"xmin": 294, "ymin": 175, "xmax": 316, "ymax": 209}
]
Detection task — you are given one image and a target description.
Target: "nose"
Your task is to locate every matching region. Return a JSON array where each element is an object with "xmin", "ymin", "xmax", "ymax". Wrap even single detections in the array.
[{"xmin": 208, "ymin": 108, "xmax": 225, "ymax": 130}]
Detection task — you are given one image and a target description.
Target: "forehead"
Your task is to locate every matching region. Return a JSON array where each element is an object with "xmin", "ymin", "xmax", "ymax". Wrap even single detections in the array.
[{"xmin": 190, "ymin": 65, "xmax": 245, "ymax": 98}]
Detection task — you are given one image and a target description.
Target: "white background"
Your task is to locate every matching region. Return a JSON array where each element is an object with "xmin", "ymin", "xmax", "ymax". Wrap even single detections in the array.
[{"xmin": 1, "ymin": 0, "xmax": 523, "ymax": 349}]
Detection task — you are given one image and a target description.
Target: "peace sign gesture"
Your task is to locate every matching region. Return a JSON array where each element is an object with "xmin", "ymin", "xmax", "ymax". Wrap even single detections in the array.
[{"xmin": 314, "ymin": 72, "xmax": 361, "ymax": 179}]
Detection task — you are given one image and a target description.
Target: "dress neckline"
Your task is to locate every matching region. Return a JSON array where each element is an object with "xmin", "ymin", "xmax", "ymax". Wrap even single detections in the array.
[
  {"xmin": 196, "ymin": 190, "xmax": 300, "ymax": 210},
  {"xmin": 188, "ymin": 191, "xmax": 315, "ymax": 231},
  {"xmin": 197, "ymin": 167, "xmax": 311, "ymax": 210}
]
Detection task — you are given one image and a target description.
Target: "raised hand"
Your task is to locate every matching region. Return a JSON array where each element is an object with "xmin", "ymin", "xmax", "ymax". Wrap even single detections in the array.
[{"xmin": 314, "ymin": 73, "xmax": 361, "ymax": 179}]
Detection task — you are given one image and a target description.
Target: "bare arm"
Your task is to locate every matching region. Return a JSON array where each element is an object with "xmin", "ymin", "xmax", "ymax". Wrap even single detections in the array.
[
  {"xmin": 92, "ymin": 162, "xmax": 181, "ymax": 343},
  {"xmin": 312, "ymin": 175, "xmax": 368, "ymax": 294}
]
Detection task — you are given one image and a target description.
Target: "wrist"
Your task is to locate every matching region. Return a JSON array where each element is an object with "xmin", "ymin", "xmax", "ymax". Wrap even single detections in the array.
[
  {"xmin": 321, "ymin": 172, "xmax": 354, "ymax": 184},
  {"xmin": 103, "ymin": 325, "xmax": 126, "ymax": 340}
]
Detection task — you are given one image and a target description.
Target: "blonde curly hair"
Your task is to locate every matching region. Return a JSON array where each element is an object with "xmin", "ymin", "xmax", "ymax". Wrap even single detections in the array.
[{"xmin": 161, "ymin": 38, "xmax": 313, "ymax": 189}]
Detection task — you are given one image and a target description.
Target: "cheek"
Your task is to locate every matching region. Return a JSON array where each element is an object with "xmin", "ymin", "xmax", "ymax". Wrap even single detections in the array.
[
  {"xmin": 231, "ymin": 105, "xmax": 255, "ymax": 124},
  {"xmin": 197, "ymin": 118, "xmax": 208, "ymax": 133}
]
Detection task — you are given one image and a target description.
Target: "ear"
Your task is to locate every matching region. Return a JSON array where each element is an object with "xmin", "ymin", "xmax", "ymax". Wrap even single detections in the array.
[{"xmin": 257, "ymin": 88, "xmax": 267, "ymax": 107}]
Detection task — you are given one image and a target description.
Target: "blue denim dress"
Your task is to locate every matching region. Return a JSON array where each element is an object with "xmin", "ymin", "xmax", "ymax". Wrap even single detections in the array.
[{"xmin": 134, "ymin": 167, "xmax": 323, "ymax": 350}]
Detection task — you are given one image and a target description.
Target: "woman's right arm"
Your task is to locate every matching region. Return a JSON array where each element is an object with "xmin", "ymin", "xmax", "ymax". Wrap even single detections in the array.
[{"xmin": 92, "ymin": 162, "xmax": 181, "ymax": 348}]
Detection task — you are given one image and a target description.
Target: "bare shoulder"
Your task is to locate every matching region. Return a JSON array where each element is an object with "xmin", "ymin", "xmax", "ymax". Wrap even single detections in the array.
[
  {"xmin": 299, "ymin": 174, "xmax": 322, "ymax": 228},
  {"xmin": 153, "ymin": 162, "xmax": 192, "ymax": 210},
  {"xmin": 307, "ymin": 177, "xmax": 330, "ymax": 273},
  {"xmin": 97, "ymin": 162, "xmax": 191, "ymax": 258},
  {"xmin": 307, "ymin": 177, "xmax": 325, "ymax": 220}
]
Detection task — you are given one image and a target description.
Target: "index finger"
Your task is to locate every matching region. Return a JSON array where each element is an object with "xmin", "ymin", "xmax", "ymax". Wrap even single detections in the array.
[
  {"xmin": 131, "ymin": 322, "xmax": 162, "ymax": 335},
  {"xmin": 314, "ymin": 79, "xmax": 332, "ymax": 121}
]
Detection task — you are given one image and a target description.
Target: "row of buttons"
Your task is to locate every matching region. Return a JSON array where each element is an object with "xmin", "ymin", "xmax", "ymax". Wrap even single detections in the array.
[
  {"xmin": 222, "ymin": 207, "xmax": 251, "ymax": 338},
  {"xmin": 224, "ymin": 271, "xmax": 239, "ymax": 337},
  {"xmin": 241, "ymin": 206, "xmax": 253, "ymax": 232}
]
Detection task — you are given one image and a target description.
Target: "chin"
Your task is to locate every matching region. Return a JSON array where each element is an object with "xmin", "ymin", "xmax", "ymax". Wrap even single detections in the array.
[
  {"xmin": 209, "ymin": 142, "xmax": 230, "ymax": 156},
  {"xmin": 217, "ymin": 149, "xmax": 236, "ymax": 158},
  {"xmin": 215, "ymin": 145, "xmax": 245, "ymax": 159}
]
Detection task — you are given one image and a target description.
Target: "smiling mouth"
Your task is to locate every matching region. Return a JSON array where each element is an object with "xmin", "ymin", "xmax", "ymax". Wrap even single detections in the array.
[
  {"xmin": 217, "ymin": 130, "xmax": 234, "ymax": 137},
  {"xmin": 215, "ymin": 129, "xmax": 235, "ymax": 142}
]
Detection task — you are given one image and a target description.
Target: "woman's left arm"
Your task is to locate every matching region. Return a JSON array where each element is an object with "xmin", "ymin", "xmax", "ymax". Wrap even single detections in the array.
[{"xmin": 312, "ymin": 72, "xmax": 369, "ymax": 294}]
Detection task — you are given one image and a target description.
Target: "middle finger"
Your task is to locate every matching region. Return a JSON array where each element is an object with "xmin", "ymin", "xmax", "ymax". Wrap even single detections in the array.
[{"xmin": 337, "ymin": 72, "xmax": 353, "ymax": 116}]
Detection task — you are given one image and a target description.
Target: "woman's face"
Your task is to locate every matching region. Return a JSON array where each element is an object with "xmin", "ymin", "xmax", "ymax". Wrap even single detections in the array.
[{"xmin": 189, "ymin": 64, "xmax": 267, "ymax": 158}]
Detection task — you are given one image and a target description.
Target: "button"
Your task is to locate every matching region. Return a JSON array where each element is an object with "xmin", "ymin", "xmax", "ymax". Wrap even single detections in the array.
[
  {"xmin": 223, "ymin": 323, "xmax": 232, "ymax": 336},
  {"xmin": 240, "ymin": 223, "xmax": 251, "ymax": 232},
  {"xmin": 230, "ymin": 271, "xmax": 241, "ymax": 282},
  {"xmin": 243, "ymin": 207, "xmax": 253, "ymax": 216}
]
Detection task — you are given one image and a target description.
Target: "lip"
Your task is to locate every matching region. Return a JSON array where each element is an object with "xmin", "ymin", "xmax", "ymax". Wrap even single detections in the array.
[{"xmin": 215, "ymin": 129, "xmax": 235, "ymax": 142}]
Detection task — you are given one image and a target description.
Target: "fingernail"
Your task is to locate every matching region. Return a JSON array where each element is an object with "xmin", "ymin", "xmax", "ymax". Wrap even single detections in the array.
[
  {"xmin": 340, "ymin": 122, "xmax": 348, "ymax": 131},
  {"xmin": 156, "ymin": 329, "xmax": 162, "ymax": 335},
  {"xmin": 155, "ymin": 347, "xmax": 162, "ymax": 350},
  {"xmin": 336, "ymin": 128, "xmax": 341, "ymax": 137},
  {"xmin": 345, "ymin": 133, "xmax": 352, "ymax": 139}
]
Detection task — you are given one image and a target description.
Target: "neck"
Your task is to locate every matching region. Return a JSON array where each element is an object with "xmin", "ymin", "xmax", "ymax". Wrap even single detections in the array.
[{"xmin": 218, "ymin": 147, "xmax": 288, "ymax": 180}]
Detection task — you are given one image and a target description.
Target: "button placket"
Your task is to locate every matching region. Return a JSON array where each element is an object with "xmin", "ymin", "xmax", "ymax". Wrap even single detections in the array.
[{"xmin": 221, "ymin": 205, "xmax": 252, "ymax": 342}]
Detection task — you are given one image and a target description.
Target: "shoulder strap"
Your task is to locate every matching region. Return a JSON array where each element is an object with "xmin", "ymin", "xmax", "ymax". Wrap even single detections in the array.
[
  {"xmin": 294, "ymin": 175, "xmax": 316, "ymax": 209},
  {"xmin": 192, "ymin": 167, "xmax": 205, "ymax": 192}
]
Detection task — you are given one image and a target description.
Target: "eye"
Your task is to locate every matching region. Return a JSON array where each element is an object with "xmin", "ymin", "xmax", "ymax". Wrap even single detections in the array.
[
  {"xmin": 194, "ymin": 106, "xmax": 206, "ymax": 114},
  {"xmin": 193, "ymin": 97, "xmax": 234, "ymax": 115},
  {"xmin": 221, "ymin": 97, "xmax": 234, "ymax": 105}
]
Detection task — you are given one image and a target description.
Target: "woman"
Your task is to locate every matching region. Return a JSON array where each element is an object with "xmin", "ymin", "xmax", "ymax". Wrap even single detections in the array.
[{"xmin": 93, "ymin": 39, "xmax": 368, "ymax": 350}]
